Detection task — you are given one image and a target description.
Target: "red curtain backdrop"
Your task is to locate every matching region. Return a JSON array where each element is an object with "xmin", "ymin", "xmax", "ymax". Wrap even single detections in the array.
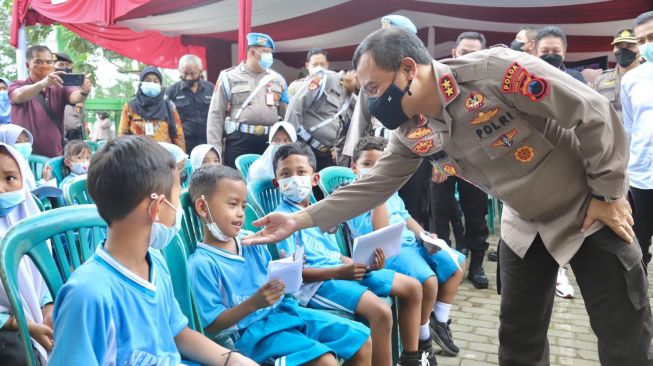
[{"xmin": 238, "ymin": 0, "xmax": 252, "ymax": 62}]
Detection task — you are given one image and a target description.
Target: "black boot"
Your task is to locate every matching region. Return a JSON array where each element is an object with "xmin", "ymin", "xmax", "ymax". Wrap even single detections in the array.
[{"xmin": 468, "ymin": 250, "xmax": 489, "ymax": 289}]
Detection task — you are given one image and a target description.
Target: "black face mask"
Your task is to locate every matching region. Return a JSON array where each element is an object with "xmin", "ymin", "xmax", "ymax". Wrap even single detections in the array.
[
  {"xmin": 367, "ymin": 70, "xmax": 413, "ymax": 130},
  {"xmin": 540, "ymin": 53, "xmax": 564, "ymax": 69},
  {"xmin": 184, "ymin": 78, "xmax": 199, "ymax": 88},
  {"xmin": 55, "ymin": 67, "xmax": 72, "ymax": 74},
  {"xmin": 180, "ymin": 170, "xmax": 188, "ymax": 186},
  {"xmin": 510, "ymin": 40, "xmax": 525, "ymax": 52},
  {"xmin": 614, "ymin": 48, "xmax": 637, "ymax": 68}
]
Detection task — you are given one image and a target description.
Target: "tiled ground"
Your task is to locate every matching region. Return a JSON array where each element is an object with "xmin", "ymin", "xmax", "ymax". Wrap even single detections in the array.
[{"xmin": 437, "ymin": 236, "xmax": 603, "ymax": 366}]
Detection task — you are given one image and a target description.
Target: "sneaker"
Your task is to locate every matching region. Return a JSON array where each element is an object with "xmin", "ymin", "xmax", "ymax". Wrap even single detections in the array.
[
  {"xmin": 556, "ymin": 267, "xmax": 574, "ymax": 299},
  {"xmin": 487, "ymin": 250, "xmax": 498, "ymax": 262},
  {"xmin": 430, "ymin": 314, "xmax": 460, "ymax": 356},
  {"xmin": 418, "ymin": 338, "xmax": 438, "ymax": 365},
  {"xmin": 397, "ymin": 351, "xmax": 430, "ymax": 366}
]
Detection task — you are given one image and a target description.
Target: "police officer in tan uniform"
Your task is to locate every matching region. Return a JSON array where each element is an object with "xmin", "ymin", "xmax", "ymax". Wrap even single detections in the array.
[
  {"xmin": 592, "ymin": 28, "xmax": 641, "ymax": 119},
  {"xmin": 285, "ymin": 67, "xmax": 356, "ymax": 170},
  {"xmin": 245, "ymin": 28, "xmax": 653, "ymax": 365},
  {"xmin": 206, "ymin": 33, "xmax": 288, "ymax": 168}
]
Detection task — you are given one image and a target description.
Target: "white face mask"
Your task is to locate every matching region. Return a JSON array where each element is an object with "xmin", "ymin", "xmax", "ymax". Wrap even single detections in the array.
[
  {"xmin": 278, "ymin": 175, "xmax": 313, "ymax": 203},
  {"xmin": 201, "ymin": 195, "xmax": 231, "ymax": 242},
  {"xmin": 149, "ymin": 194, "xmax": 183, "ymax": 250},
  {"xmin": 357, "ymin": 168, "xmax": 372, "ymax": 179},
  {"xmin": 70, "ymin": 161, "xmax": 89, "ymax": 175}
]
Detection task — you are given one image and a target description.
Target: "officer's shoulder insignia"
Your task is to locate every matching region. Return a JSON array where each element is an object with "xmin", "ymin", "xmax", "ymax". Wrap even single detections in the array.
[
  {"xmin": 470, "ymin": 107, "xmax": 500, "ymax": 125},
  {"xmin": 439, "ymin": 74, "xmax": 458, "ymax": 102},
  {"xmin": 407, "ymin": 126, "xmax": 433, "ymax": 139},
  {"xmin": 502, "ymin": 62, "xmax": 549, "ymax": 102},
  {"xmin": 465, "ymin": 92, "xmax": 485, "ymax": 111},
  {"xmin": 412, "ymin": 139, "xmax": 434, "ymax": 154},
  {"xmin": 309, "ymin": 76, "xmax": 322, "ymax": 91},
  {"xmin": 491, "ymin": 128, "xmax": 518, "ymax": 148},
  {"xmin": 514, "ymin": 145, "xmax": 535, "ymax": 162}
]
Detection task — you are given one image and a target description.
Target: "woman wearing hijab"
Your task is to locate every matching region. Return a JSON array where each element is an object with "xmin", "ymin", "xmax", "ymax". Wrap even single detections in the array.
[
  {"xmin": 0, "ymin": 78, "xmax": 10, "ymax": 124},
  {"xmin": 118, "ymin": 67, "xmax": 186, "ymax": 151},
  {"xmin": 0, "ymin": 143, "xmax": 54, "ymax": 365}
]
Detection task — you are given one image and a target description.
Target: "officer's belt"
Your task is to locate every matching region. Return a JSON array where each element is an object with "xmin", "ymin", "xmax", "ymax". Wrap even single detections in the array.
[
  {"xmin": 232, "ymin": 121, "xmax": 271, "ymax": 136},
  {"xmin": 297, "ymin": 128, "xmax": 330, "ymax": 153}
]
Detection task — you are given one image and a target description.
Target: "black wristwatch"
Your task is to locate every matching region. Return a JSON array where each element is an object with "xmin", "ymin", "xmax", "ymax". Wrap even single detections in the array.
[{"xmin": 592, "ymin": 195, "xmax": 617, "ymax": 203}]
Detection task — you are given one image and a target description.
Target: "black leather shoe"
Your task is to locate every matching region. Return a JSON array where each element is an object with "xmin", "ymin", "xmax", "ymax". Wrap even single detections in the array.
[
  {"xmin": 487, "ymin": 250, "xmax": 498, "ymax": 262},
  {"xmin": 468, "ymin": 265, "xmax": 489, "ymax": 289}
]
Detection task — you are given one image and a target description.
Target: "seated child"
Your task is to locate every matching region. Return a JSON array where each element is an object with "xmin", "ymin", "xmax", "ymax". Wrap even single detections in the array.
[
  {"xmin": 0, "ymin": 143, "xmax": 53, "ymax": 365},
  {"xmin": 247, "ymin": 121, "xmax": 296, "ymax": 183},
  {"xmin": 348, "ymin": 137, "xmax": 466, "ymax": 358},
  {"xmin": 188, "ymin": 165, "xmax": 372, "ymax": 366},
  {"xmin": 159, "ymin": 142, "xmax": 189, "ymax": 185},
  {"xmin": 50, "ymin": 136, "xmax": 257, "ymax": 366},
  {"xmin": 0, "ymin": 124, "xmax": 55, "ymax": 186},
  {"xmin": 59, "ymin": 140, "xmax": 91, "ymax": 188},
  {"xmin": 272, "ymin": 143, "xmax": 425, "ymax": 366},
  {"xmin": 190, "ymin": 144, "xmax": 221, "ymax": 171}
]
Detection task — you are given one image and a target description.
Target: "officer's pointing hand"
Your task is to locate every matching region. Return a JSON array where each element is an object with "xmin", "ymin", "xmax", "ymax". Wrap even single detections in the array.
[
  {"xmin": 581, "ymin": 197, "xmax": 635, "ymax": 243},
  {"xmin": 242, "ymin": 212, "xmax": 298, "ymax": 245}
]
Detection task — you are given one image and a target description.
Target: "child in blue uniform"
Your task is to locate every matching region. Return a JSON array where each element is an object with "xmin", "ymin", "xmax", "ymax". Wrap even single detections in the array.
[
  {"xmin": 50, "ymin": 136, "xmax": 257, "ymax": 366},
  {"xmin": 59, "ymin": 139, "xmax": 91, "ymax": 188},
  {"xmin": 187, "ymin": 165, "xmax": 372, "ymax": 366},
  {"xmin": 347, "ymin": 137, "xmax": 466, "ymax": 358},
  {"xmin": 272, "ymin": 143, "xmax": 425, "ymax": 366}
]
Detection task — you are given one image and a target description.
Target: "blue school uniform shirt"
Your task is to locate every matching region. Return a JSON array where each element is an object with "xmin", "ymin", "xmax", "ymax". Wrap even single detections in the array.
[
  {"xmin": 348, "ymin": 192, "xmax": 418, "ymax": 247},
  {"xmin": 275, "ymin": 199, "xmax": 343, "ymax": 268},
  {"xmin": 189, "ymin": 238, "xmax": 281, "ymax": 334},
  {"xmin": 50, "ymin": 247, "xmax": 188, "ymax": 366}
]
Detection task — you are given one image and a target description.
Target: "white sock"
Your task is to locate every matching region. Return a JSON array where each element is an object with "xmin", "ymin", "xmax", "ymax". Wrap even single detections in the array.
[
  {"xmin": 419, "ymin": 323, "xmax": 430, "ymax": 340},
  {"xmin": 434, "ymin": 302, "xmax": 451, "ymax": 323}
]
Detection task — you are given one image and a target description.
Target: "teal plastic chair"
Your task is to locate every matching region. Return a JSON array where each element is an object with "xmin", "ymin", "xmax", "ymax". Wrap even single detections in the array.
[
  {"xmin": 247, "ymin": 178, "xmax": 283, "ymax": 216},
  {"xmin": 318, "ymin": 166, "xmax": 357, "ymax": 197},
  {"xmin": 0, "ymin": 205, "xmax": 107, "ymax": 366},
  {"xmin": 63, "ymin": 176, "xmax": 93, "ymax": 205},
  {"xmin": 46, "ymin": 156, "xmax": 65, "ymax": 185},
  {"xmin": 182, "ymin": 159, "xmax": 193, "ymax": 189},
  {"xmin": 243, "ymin": 203, "xmax": 262, "ymax": 234},
  {"xmin": 180, "ymin": 190, "xmax": 203, "ymax": 254},
  {"xmin": 161, "ymin": 234, "xmax": 204, "ymax": 333},
  {"xmin": 31, "ymin": 193, "xmax": 45, "ymax": 212},
  {"xmin": 31, "ymin": 186, "xmax": 65, "ymax": 210},
  {"xmin": 84, "ymin": 140, "xmax": 99, "ymax": 154},
  {"xmin": 28, "ymin": 155, "xmax": 50, "ymax": 181},
  {"xmin": 235, "ymin": 153, "xmax": 260, "ymax": 180}
]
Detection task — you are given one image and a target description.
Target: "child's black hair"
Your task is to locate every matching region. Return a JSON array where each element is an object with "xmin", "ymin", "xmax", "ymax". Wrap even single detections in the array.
[
  {"xmin": 189, "ymin": 165, "xmax": 243, "ymax": 214},
  {"xmin": 87, "ymin": 136, "xmax": 176, "ymax": 225},
  {"xmin": 272, "ymin": 142, "xmax": 317, "ymax": 175},
  {"xmin": 63, "ymin": 139, "xmax": 91, "ymax": 176},
  {"xmin": 353, "ymin": 136, "xmax": 387, "ymax": 162}
]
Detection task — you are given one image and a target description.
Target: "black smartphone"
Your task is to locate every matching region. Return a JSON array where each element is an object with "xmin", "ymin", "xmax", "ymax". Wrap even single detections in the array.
[{"xmin": 60, "ymin": 73, "xmax": 85, "ymax": 87}]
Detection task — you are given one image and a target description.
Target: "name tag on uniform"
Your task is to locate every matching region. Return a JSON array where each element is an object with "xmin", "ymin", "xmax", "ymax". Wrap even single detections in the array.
[
  {"xmin": 145, "ymin": 122, "xmax": 155, "ymax": 136},
  {"xmin": 266, "ymin": 92, "xmax": 275, "ymax": 106}
]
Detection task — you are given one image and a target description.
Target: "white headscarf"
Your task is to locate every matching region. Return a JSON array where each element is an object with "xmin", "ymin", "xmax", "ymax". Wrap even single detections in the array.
[
  {"xmin": 0, "ymin": 124, "xmax": 33, "ymax": 146},
  {"xmin": 190, "ymin": 144, "xmax": 221, "ymax": 171},
  {"xmin": 158, "ymin": 142, "xmax": 188, "ymax": 164},
  {"xmin": 248, "ymin": 122, "xmax": 297, "ymax": 182},
  {"xmin": 0, "ymin": 143, "xmax": 50, "ymax": 362}
]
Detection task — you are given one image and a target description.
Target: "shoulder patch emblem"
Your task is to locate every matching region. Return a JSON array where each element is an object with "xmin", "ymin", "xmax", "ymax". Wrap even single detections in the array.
[
  {"xmin": 443, "ymin": 163, "xmax": 457, "ymax": 176},
  {"xmin": 470, "ymin": 107, "xmax": 500, "ymax": 125},
  {"xmin": 413, "ymin": 139, "xmax": 434, "ymax": 154},
  {"xmin": 407, "ymin": 127, "xmax": 433, "ymax": 139},
  {"xmin": 309, "ymin": 77, "xmax": 321, "ymax": 91},
  {"xmin": 501, "ymin": 62, "xmax": 549, "ymax": 102},
  {"xmin": 465, "ymin": 92, "xmax": 485, "ymax": 111},
  {"xmin": 514, "ymin": 145, "xmax": 535, "ymax": 162},
  {"xmin": 439, "ymin": 74, "xmax": 458, "ymax": 102}
]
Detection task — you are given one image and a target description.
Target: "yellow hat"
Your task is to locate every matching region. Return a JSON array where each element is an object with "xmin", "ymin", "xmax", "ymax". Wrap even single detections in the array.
[{"xmin": 611, "ymin": 28, "xmax": 637, "ymax": 45}]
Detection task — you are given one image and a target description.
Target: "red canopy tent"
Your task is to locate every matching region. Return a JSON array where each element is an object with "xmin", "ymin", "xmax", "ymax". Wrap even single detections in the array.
[{"xmin": 11, "ymin": 0, "xmax": 653, "ymax": 82}]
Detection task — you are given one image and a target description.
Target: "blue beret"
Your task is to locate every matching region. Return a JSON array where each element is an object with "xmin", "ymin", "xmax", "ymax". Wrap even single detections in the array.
[
  {"xmin": 381, "ymin": 15, "xmax": 417, "ymax": 34},
  {"xmin": 247, "ymin": 33, "xmax": 275, "ymax": 51}
]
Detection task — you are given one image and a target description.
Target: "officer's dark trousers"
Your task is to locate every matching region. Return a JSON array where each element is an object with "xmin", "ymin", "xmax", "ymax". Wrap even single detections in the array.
[
  {"xmin": 398, "ymin": 160, "xmax": 431, "ymax": 226},
  {"xmin": 631, "ymin": 187, "xmax": 653, "ymax": 265},
  {"xmin": 183, "ymin": 123, "xmax": 207, "ymax": 154},
  {"xmin": 498, "ymin": 227, "xmax": 653, "ymax": 366},
  {"xmin": 431, "ymin": 176, "xmax": 489, "ymax": 251},
  {"xmin": 224, "ymin": 131, "xmax": 268, "ymax": 169}
]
